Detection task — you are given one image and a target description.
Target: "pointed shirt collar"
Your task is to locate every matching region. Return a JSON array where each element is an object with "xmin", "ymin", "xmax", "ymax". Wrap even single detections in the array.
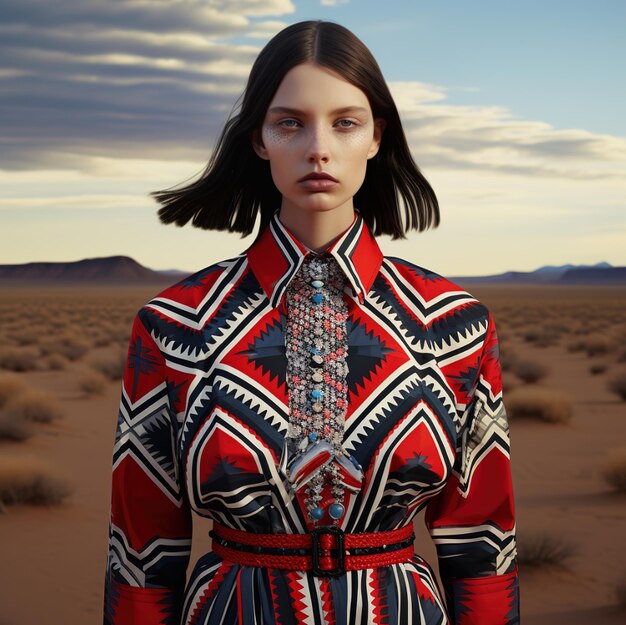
[{"xmin": 247, "ymin": 208, "xmax": 384, "ymax": 314}]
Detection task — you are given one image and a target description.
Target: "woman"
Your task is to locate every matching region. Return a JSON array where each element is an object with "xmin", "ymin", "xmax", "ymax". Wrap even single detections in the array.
[{"xmin": 103, "ymin": 20, "xmax": 520, "ymax": 625}]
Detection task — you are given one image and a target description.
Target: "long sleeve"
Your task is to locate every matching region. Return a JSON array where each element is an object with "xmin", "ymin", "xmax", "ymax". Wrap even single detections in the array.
[
  {"xmin": 104, "ymin": 307, "xmax": 193, "ymax": 625},
  {"xmin": 424, "ymin": 310, "xmax": 520, "ymax": 625}
]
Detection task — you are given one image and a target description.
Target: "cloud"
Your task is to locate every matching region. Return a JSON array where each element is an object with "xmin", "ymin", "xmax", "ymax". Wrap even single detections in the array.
[
  {"xmin": 0, "ymin": 0, "xmax": 292, "ymax": 170},
  {"xmin": 0, "ymin": 0, "xmax": 624, "ymax": 188},
  {"xmin": 389, "ymin": 82, "xmax": 626, "ymax": 180}
]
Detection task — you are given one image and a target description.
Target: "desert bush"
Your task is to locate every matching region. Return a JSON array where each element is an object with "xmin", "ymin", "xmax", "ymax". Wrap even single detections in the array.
[
  {"xmin": 510, "ymin": 358, "xmax": 549, "ymax": 384},
  {"xmin": 585, "ymin": 335, "xmax": 613, "ymax": 357},
  {"xmin": 505, "ymin": 385, "xmax": 573, "ymax": 423},
  {"xmin": 0, "ymin": 412, "xmax": 34, "ymax": 441},
  {"xmin": 522, "ymin": 328, "xmax": 560, "ymax": 347},
  {"xmin": 589, "ymin": 362, "xmax": 607, "ymax": 375},
  {"xmin": 607, "ymin": 368, "xmax": 626, "ymax": 401},
  {"xmin": 9, "ymin": 328, "xmax": 39, "ymax": 346},
  {"xmin": 1, "ymin": 390, "xmax": 64, "ymax": 423},
  {"xmin": 516, "ymin": 529, "xmax": 576, "ymax": 568},
  {"xmin": 77, "ymin": 368, "xmax": 109, "ymax": 395},
  {"xmin": 89, "ymin": 350, "xmax": 126, "ymax": 381},
  {"xmin": 600, "ymin": 448, "xmax": 626, "ymax": 494},
  {"xmin": 0, "ymin": 372, "xmax": 28, "ymax": 408},
  {"xmin": 0, "ymin": 346, "xmax": 40, "ymax": 372},
  {"xmin": 39, "ymin": 334, "xmax": 89, "ymax": 361},
  {"xmin": 0, "ymin": 456, "xmax": 71, "ymax": 510},
  {"xmin": 46, "ymin": 353, "xmax": 67, "ymax": 370},
  {"xmin": 94, "ymin": 335, "xmax": 113, "ymax": 348},
  {"xmin": 567, "ymin": 335, "xmax": 612, "ymax": 357}
]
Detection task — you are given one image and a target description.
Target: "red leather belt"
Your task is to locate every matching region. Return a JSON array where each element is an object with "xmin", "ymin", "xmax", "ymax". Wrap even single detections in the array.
[{"xmin": 210, "ymin": 521, "xmax": 416, "ymax": 578}]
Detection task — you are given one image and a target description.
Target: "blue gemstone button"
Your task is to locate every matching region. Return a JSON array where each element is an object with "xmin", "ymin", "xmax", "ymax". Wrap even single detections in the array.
[
  {"xmin": 308, "ymin": 432, "xmax": 318, "ymax": 442},
  {"xmin": 311, "ymin": 389, "xmax": 322, "ymax": 399},
  {"xmin": 310, "ymin": 507, "xmax": 324, "ymax": 520},
  {"xmin": 328, "ymin": 503, "xmax": 345, "ymax": 519},
  {"xmin": 311, "ymin": 292, "xmax": 323, "ymax": 304}
]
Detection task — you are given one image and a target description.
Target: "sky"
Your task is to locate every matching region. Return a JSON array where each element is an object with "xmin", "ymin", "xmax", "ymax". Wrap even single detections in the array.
[{"xmin": 1, "ymin": 0, "xmax": 625, "ymax": 277}]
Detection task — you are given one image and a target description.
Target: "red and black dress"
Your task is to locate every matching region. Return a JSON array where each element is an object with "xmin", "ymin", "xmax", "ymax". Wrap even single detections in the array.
[{"xmin": 104, "ymin": 208, "xmax": 520, "ymax": 624}]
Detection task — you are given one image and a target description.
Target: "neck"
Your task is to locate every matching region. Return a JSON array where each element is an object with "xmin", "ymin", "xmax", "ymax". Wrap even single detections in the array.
[{"xmin": 277, "ymin": 204, "xmax": 356, "ymax": 254}]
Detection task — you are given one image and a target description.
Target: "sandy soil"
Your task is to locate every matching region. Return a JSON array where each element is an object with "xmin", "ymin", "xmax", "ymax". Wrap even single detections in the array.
[{"xmin": 0, "ymin": 284, "xmax": 625, "ymax": 624}]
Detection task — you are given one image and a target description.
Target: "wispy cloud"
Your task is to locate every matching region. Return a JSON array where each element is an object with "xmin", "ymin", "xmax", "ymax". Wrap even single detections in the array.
[
  {"xmin": 0, "ymin": 1, "xmax": 292, "ymax": 169},
  {"xmin": 390, "ymin": 82, "xmax": 626, "ymax": 181},
  {"xmin": 1, "ymin": 2, "xmax": 623, "ymax": 183}
]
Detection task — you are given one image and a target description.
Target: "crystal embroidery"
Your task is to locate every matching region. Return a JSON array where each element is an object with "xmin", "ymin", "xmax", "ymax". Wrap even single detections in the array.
[{"xmin": 284, "ymin": 252, "xmax": 364, "ymax": 526}]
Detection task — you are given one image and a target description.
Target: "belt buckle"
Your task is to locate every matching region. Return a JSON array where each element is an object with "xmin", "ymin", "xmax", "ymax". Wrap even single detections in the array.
[{"xmin": 311, "ymin": 525, "xmax": 345, "ymax": 578}]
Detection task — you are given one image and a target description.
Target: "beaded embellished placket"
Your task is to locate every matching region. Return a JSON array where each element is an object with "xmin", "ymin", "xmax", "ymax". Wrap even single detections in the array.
[{"xmin": 284, "ymin": 252, "xmax": 364, "ymax": 527}]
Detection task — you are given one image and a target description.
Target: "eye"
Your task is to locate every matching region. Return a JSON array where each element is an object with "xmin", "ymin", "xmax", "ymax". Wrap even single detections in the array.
[
  {"xmin": 336, "ymin": 119, "xmax": 357, "ymax": 129},
  {"xmin": 278, "ymin": 119, "xmax": 299, "ymax": 128}
]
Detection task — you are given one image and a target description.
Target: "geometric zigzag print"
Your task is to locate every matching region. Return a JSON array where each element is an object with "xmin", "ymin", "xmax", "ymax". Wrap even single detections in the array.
[{"xmin": 103, "ymin": 207, "xmax": 520, "ymax": 624}]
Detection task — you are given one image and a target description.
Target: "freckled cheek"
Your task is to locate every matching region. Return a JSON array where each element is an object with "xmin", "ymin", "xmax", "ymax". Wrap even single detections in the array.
[
  {"xmin": 339, "ymin": 128, "xmax": 375, "ymax": 157},
  {"xmin": 262, "ymin": 127, "xmax": 295, "ymax": 151}
]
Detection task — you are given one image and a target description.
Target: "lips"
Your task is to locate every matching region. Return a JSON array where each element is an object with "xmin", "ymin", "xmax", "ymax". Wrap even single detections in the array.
[{"xmin": 298, "ymin": 172, "xmax": 338, "ymax": 182}]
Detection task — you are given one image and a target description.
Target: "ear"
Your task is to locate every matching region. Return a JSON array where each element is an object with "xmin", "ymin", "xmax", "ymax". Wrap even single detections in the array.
[
  {"xmin": 250, "ymin": 128, "xmax": 269, "ymax": 160},
  {"xmin": 367, "ymin": 118, "xmax": 386, "ymax": 159}
]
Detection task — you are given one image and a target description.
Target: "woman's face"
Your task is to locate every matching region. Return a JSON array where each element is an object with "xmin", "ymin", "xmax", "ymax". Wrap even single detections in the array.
[{"xmin": 251, "ymin": 61, "xmax": 385, "ymax": 217}]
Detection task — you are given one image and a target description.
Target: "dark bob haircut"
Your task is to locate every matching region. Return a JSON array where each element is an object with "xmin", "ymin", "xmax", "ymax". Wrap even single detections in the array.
[{"xmin": 150, "ymin": 20, "xmax": 440, "ymax": 241}]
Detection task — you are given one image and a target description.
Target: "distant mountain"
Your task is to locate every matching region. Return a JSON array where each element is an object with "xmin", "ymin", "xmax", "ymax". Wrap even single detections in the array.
[
  {"xmin": 0, "ymin": 256, "xmax": 190, "ymax": 285},
  {"xmin": 0, "ymin": 256, "xmax": 624, "ymax": 287},
  {"xmin": 452, "ymin": 261, "xmax": 626, "ymax": 285}
]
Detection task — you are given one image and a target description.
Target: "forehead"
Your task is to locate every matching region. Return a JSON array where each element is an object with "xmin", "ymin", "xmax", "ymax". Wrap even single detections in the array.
[{"xmin": 267, "ymin": 62, "xmax": 371, "ymax": 114}]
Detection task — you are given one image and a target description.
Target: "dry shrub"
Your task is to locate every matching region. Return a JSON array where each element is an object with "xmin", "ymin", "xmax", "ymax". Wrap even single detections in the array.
[
  {"xmin": 94, "ymin": 335, "xmax": 113, "ymax": 348},
  {"xmin": 522, "ymin": 328, "xmax": 560, "ymax": 347},
  {"xmin": 567, "ymin": 334, "xmax": 612, "ymax": 357},
  {"xmin": 0, "ymin": 346, "xmax": 40, "ymax": 372},
  {"xmin": 567, "ymin": 337, "xmax": 586, "ymax": 350},
  {"xmin": 46, "ymin": 353, "xmax": 68, "ymax": 370},
  {"xmin": 77, "ymin": 368, "xmax": 109, "ymax": 395},
  {"xmin": 2, "ymin": 390, "xmax": 64, "ymax": 423},
  {"xmin": 0, "ymin": 456, "xmax": 71, "ymax": 510},
  {"xmin": 607, "ymin": 368, "xmax": 626, "ymax": 401},
  {"xmin": 9, "ymin": 328, "xmax": 39, "ymax": 346},
  {"xmin": 39, "ymin": 334, "xmax": 89, "ymax": 361},
  {"xmin": 0, "ymin": 372, "xmax": 28, "ymax": 407},
  {"xmin": 505, "ymin": 385, "xmax": 573, "ymax": 423},
  {"xmin": 89, "ymin": 350, "xmax": 127, "ymax": 381},
  {"xmin": 589, "ymin": 362, "xmax": 607, "ymax": 375},
  {"xmin": 0, "ymin": 412, "xmax": 34, "ymax": 441},
  {"xmin": 600, "ymin": 448, "xmax": 626, "ymax": 494},
  {"xmin": 510, "ymin": 358, "xmax": 549, "ymax": 384},
  {"xmin": 516, "ymin": 529, "xmax": 576, "ymax": 568}
]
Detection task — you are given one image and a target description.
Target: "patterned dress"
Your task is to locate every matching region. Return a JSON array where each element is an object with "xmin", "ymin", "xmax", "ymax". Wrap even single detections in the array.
[{"xmin": 103, "ymin": 208, "xmax": 520, "ymax": 625}]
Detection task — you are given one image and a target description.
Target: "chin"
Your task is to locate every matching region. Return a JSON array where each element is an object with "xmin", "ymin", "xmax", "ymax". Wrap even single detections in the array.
[{"xmin": 291, "ymin": 195, "xmax": 352, "ymax": 213}]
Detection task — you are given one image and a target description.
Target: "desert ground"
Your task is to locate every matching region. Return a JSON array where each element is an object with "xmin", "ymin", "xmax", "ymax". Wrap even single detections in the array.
[{"xmin": 0, "ymin": 283, "xmax": 625, "ymax": 624}]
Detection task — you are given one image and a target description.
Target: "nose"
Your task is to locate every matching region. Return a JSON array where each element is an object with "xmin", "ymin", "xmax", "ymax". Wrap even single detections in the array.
[{"xmin": 306, "ymin": 124, "xmax": 330, "ymax": 163}]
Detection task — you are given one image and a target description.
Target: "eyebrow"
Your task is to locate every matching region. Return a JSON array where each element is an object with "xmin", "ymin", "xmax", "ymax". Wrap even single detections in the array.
[{"xmin": 267, "ymin": 105, "xmax": 369, "ymax": 116}]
